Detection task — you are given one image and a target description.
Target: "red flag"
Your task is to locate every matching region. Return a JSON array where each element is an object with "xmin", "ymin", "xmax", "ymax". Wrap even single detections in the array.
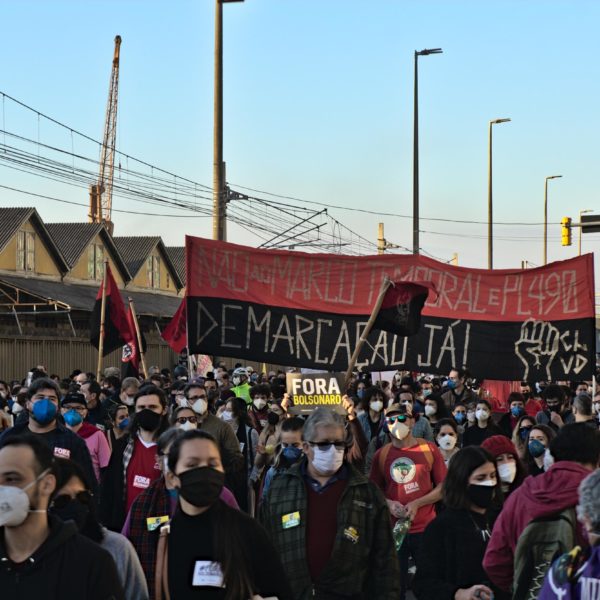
[
  {"xmin": 373, "ymin": 281, "xmax": 437, "ymax": 337},
  {"xmin": 162, "ymin": 298, "xmax": 187, "ymax": 353},
  {"xmin": 90, "ymin": 264, "xmax": 134, "ymax": 356},
  {"xmin": 122, "ymin": 305, "xmax": 140, "ymax": 370}
]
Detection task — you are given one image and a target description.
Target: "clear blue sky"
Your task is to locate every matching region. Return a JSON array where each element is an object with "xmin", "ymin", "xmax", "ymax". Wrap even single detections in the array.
[{"xmin": 0, "ymin": 1, "xmax": 598, "ymax": 283}]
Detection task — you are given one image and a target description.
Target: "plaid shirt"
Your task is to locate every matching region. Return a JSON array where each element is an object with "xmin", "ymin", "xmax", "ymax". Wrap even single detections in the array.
[{"xmin": 260, "ymin": 459, "xmax": 400, "ymax": 600}]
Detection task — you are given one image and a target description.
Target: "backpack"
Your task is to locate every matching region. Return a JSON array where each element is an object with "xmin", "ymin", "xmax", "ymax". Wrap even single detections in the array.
[{"xmin": 512, "ymin": 507, "xmax": 577, "ymax": 600}]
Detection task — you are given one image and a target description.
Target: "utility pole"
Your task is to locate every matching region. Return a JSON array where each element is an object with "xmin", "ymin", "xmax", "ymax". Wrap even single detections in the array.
[{"xmin": 377, "ymin": 223, "xmax": 400, "ymax": 254}]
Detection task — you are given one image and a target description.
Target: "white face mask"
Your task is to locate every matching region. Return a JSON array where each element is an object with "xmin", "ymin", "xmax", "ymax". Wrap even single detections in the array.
[
  {"xmin": 311, "ymin": 445, "xmax": 345, "ymax": 476},
  {"xmin": 424, "ymin": 404, "xmax": 437, "ymax": 417},
  {"xmin": 178, "ymin": 420, "xmax": 197, "ymax": 432},
  {"xmin": 437, "ymin": 434, "xmax": 457, "ymax": 451},
  {"xmin": 220, "ymin": 410, "xmax": 234, "ymax": 423},
  {"xmin": 370, "ymin": 400, "xmax": 383, "ymax": 413},
  {"xmin": 0, "ymin": 469, "xmax": 49, "ymax": 527},
  {"xmin": 123, "ymin": 395, "xmax": 135, "ymax": 407},
  {"xmin": 176, "ymin": 396, "xmax": 189, "ymax": 408},
  {"xmin": 475, "ymin": 409, "xmax": 489, "ymax": 422},
  {"xmin": 253, "ymin": 398, "xmax": 267, "ymax": 411},
  {"xmin": 543, "ymin": 448, "xmax": 555, "ymax": 472},
  {"xmin": 388, "ymin": 420, "xmax": 410, "ymax": 441},
  {"xmin": 497, "ymin": 462, "xmax": 517, "ymax": 484},
  {"xmin": 192, "ymin": 398, "xmax": 208, "ymax": 415},
  {"xmin": 232, "ymin": 376, "xmax": 242, "ymax": 386},
  {"xmin": 11, "ymin": 402, "xmax": 24, "ymax": 415}
]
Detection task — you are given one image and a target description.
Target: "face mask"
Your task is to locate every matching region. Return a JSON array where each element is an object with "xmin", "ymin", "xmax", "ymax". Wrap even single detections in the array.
[
  {"xmin": 31, "ymin": 398, "xmax": 58, "ymax": 426},
  {"xmin": 422, "ymin": 389, "xmax": 432, "ymax": 398},
  {"xmin": 0, "ymin": 469, "xmax": 49, "ymax": 527},
  {"xmin": 52, "ymin": 497, "xmax": 90, "ymax": 530},
  {"xmin": 547, "ymin": 403, "xmax": 561, "ymax": 413},
  {"xmin": 424, "ymin": 405, "xmax": 437, "ymax": 417},
  {"xmin": 437, "ymin": 434, "xmax": 457, "ymax": 451},
  {"xmin": 357, "ymin": 389, "xmax": 365, "ymax": 399},
  {"xmin": 528, "ymin": 439, "xmax": 546, "ymax": 458},
  {"xmin": 511, "ymin": 406, "xmax": 525, "ymax": 418},
  {"xmin": 123, "ymin": 395, "xmax": 135, "ymax": 407},
  {"xmin": 522, "ymin": 392, "xmax": 531, "ymax": 400},
  {"xmin": 220, "ymin": 410, "xmax": 234, "ymax": 423},
  {"xmin": 11, "ymin": 402, "xmax": 24, "ymax": 415},
  {"xmin": 267, "ymin": 412, "xmax": 280, "ymax": 426},
  {"xmin": 63, "ymin": 409, "xmax": 83, "ymax": 427},
  {"xmin": 497, "ymin": 462, "xmax": 517, "ymax": 484},
  {"xmin": 176, "ymin": 397, "xmax": 189, "ymax": 408},
  {"xmin": 466, "ymin": 481, "xmax": 495, "ymax": 509},
  {"xmin": 136, "ymin": 408, "xmax": 162, "ymax": 432},
  {"xmin": 177, "ymin": 467, "xmax": 225, "ymax": 508},
  {"xmin": 543, "ymin": 448, "xmax": 555, "ymax": 471},
  {"xmin": 388, "ymin": 420, "xmax": 410, "ymax": 441},
  {"xmin": 192, "ymin": 398, "xmax": 208, "ymax": 415},
  {"xmin": 447, "ymin": 380, "xmax": 457, "ymax": 390},
  {"xmin": 467, "ymin": 411, "xmax": 476, "ymax": 423},
  {"xmin": 311, "ymin": 445, "xmax": 345, "ymax": 475},
  {"xmin": 117, "ymin": 417, "xmax": 129, "ymax": 430},
  {"xmin": 454, "ymin": 412, "xmax": 465, "ymax": 424},
  {"xmin": 232, "ymin": 376, "xmax": 241, "ymax": 386},
  {"xmin": 475, "ymin": 409, "xmax": 489, "ymax": 422},
  {"xmin": 178, "ymin": 420, "xmax": 196, "ymax": 432},
  {"xmin": 282, "ymin": 446, "xmax": 303, "ymax": 462},
  {"xmin": 519, "ymin": 426, "xmax": 532, "ymax": 441},
  {"xmin": 593, "ymin": 402, "xmax": 600, "ymax": 415},
  {"xmin": 370, "ymin": 400, "xmax": 383, "ymax": 413},
  {"xmin": 253, "ymin": 398, "xmax": 267, "ymax": 411}
]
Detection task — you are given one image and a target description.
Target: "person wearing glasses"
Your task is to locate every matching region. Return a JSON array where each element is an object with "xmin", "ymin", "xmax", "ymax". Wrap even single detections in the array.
[
  {"xmin": 60, "ymin": 392, "xmax": 111, "ymax": 482},
  {"xmin": 171, "ymin": 406, "xmax": 198, "ymax": 431},
  {"xmin": 369, "ymin": 403, "xmax": 447, "ymax": 600},
  {"xmin": 51, "ymin": 457, "xmax": 149, "ymax": 600},
  {"xmin": 261, "ymin": 407, "xmax": 400, "ymax": 599}
]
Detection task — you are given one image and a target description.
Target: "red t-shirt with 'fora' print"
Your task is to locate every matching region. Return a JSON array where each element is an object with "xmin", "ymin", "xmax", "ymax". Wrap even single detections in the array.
[{"xmin": 125, "ymin": 435, "xmax": 161, "ymax": 513}]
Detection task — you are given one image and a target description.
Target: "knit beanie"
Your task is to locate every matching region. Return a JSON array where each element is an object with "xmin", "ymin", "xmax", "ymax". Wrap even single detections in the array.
[{"xmin": 481, "ymin": 435, "xmax": 518, "ymax": 460}]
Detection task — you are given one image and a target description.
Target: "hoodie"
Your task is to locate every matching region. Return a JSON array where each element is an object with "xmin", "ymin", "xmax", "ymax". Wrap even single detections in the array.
[
  {"xmin": 483, "ymin": 461, "xmax": 591, "ymax": 591},
  {"xmin": 0, "ymin": 515, "xmax": 124, "ymax": 599}
]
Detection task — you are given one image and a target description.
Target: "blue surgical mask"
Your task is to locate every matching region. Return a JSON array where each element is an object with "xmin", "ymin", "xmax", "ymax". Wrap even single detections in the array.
[
  {"xmin": 447, "ymin": 380, "xmax": 457, "ymax": 390},
  {"xmin": 32, "ymin": 398, "xmax": 57, "ymax": 426},
  {"xmin": 511, "ymin": 406, "xmax": 525, "ymax": 418},
  {"xmin": 519, "ymin": 426, "xmax": 532, "ymax": 441},
  {"xmin": 63, "ymin": 409, "xmax": 83, "ymax": 427},
  {"xmin": 454, "ymin": 412, "xmax": 465, "ymax": 424},
  {"xmin": 422, "ymin": 389, "xmax": 432, "ymax": 398},
  {"xmin": 528, "ymin": 439, "xmax": 546, "ymax": 458},
  {"xmin": 282, "ymin": 446, "xmax": 302, "ymax": 462},
  {"xmin": 117, "ymin": 417, "xmax": 130, "ymax": 430},
  {"xmin": 357, "ymin": 389, "xmax": 365, "ymax": 399}
]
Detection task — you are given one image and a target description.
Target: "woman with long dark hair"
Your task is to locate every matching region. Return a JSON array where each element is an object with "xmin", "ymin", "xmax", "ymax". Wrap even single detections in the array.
[
  {"xmin": 156, "ymin": 429, "xmax": 292, "ymax": 600},
  {"xmin": 413, "ymin": 447, "xmax": 503, "ymax": 600}
]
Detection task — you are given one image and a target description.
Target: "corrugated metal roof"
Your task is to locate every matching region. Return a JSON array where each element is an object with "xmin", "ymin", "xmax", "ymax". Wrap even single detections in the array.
[
  {"xmin": 45, "ymin": 223, "xmax": 102, "ymax": 267},
  {"xmin": 113, "ymin": 236, "xmax": 161, "ymax": 279},
  {"xmin": 165, "ymin": 246, "xmax": 185, "ymax": 285},
  {"xmin": 0, "ymin": 207, "xmax": 35, "ymax": 252}
]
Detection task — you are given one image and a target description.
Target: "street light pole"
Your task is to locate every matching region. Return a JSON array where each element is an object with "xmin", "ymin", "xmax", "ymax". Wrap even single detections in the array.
[
  {"xmin": 488, "ymin": 118, "xmax": 511, "ymax": 269},
  {"xmin": 413, "ymin": 47, "xmax": 442, "ymax": 255},
  {"xmin": 213, "ymin": 0, "xmax": 244, "ymax": 242},
  {"xmin": 543, "ymin": 174, "xmax": 562, "ymax": 265},
  {"xmin": 579, "ymin": 208, "xmax": 593, "ymax": 255}
]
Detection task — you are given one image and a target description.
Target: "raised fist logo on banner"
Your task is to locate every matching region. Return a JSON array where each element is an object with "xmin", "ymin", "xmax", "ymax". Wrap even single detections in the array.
[{"xmin": 515, "ymin": 318, "xmax": 560, "ymax": 381}]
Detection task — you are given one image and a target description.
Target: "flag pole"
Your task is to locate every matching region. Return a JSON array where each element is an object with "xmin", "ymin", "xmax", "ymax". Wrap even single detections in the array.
[
  {"xmin": 344, "ymin": 276, "xmax": 392, "ymax": 389},
  {"xmin": 96, "ymin": 260, "xmax": 109, "ymax": 380},
  {"xmin": 128, "ymin": 298, "xmax": 148, "ymax": 379}
]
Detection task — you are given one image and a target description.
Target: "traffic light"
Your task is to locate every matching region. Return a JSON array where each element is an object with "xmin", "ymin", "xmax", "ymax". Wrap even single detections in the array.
[{"xmin": 561, "ymin": 217, "xmax": 572, "ymax": 246}]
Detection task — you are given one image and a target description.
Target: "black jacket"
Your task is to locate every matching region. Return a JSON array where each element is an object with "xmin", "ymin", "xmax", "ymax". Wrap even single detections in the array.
[
  {"xmin": 413, "ymin": 508, "xmax": 496, "ymax": 600},
  {"xmin": 98, "ymin": 435, "xmax": 128, "ymax": 531},
  {"xmin": 0, "ymin": 421, "xmax": 96, "ymax": 492},
  {"xmin": 0, "ymin": 515, "xmax": 124, "ymax": 600}
]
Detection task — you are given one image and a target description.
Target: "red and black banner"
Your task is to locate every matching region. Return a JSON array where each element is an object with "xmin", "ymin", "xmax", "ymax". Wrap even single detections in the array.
[
  {"xmin": 162, "ymin": 298, "xmax": 187, "ymax": 354},
  {"xmin": 184, "ymin": 236, "xmax": 596, "ymax": 380},
  {"xmin": 90, "ymin": 265, "xmax": 134, "ymax": 356},
  {"xmin": 121, "ymin": 305, "xmax": 146, "ymax": 378}
]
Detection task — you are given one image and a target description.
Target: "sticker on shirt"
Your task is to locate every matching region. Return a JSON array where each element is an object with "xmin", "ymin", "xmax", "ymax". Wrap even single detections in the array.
[
  {"xmin": 54, "ymin": 447, "xmax": 71, "ymax": 459},
  {"xmin": 281, "ymin": 511, "xmax": 301, "ymax": 529},
  {"xmin": 390, "ymin": 457, "xmax": 416, "ymax": 484},
  {"xmin": 343, "ymin": 526, "xmax": 359, "ymax": 544},
  {"xmin": 133, "ymin": 475, "xmax": 151, "ymax": 489},
  {"xmin": 192, "ymin": 561, "xmax": 225, "ymax": 587},
  {"xmin": 146, "ymin": 515, "xmax": 169, "ymax": 531}
]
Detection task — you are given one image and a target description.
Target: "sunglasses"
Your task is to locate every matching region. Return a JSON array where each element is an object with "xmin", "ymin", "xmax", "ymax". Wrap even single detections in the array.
[
  {"xmin": 52, "ymin": 490, "xmax": 93, "ymax": 510},
  {"xmin": 176, "ymin": 416, "xmax": 198, "ymax": 425},
  {"xmin": 308, "ymin": 441, "xmax": 346, "ymax": 450},
  {"xmin": 386, "ymin": 415, "xmax": 409, "ymax": 425}
]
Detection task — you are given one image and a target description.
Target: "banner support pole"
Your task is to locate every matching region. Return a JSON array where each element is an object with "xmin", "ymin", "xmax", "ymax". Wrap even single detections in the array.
[
  {"xmin": 128, "ymin": 298, "xmax": 148, "ymax": 379},
  {"xmin": 96, "ymin": 260, "xmax": 109, "ymax": 380},
  {"xmin": 344, "ymin": 276, "xmax": 392, "ymax": 389}
]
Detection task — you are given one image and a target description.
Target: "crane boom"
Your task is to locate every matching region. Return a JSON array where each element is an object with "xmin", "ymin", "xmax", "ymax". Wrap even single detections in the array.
[{"xmin": 89, "ymin": 35, "xmax": 121, "ymax": 233}]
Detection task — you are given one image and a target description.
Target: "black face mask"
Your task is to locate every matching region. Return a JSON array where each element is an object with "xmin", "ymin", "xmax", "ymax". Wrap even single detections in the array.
[
  {"xmin": 177, "ymin": 467, "xmax": 225, "ymax": 508},
  {"xmin": 53, "ymin": 497, "xmax": 90, "ymax": 530},
  {"xmin": 136, "ymin": 408, "xmax": 162, "ymax": 432},
  {"xmin": 466, "ymin": 484, "xmax": 495, "ymax": 509},
  {"xmin": 547, "ymin": 403, "xmax": 561, "ymax": 414},
  {"xmin": 267, "ymin": 412, "xmax": 280, "ymax": 426}
]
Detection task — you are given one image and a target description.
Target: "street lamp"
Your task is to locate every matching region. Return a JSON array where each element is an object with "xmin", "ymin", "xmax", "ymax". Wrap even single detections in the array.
[
  {"xmin": 543, "ymin": 175, "xmax": 562, "ymax": 265},
  {"xmin": 413, "ymin": 47, "xmax": 443, "ymax": 255},
  {"xmin": 488, "ymin": 118, "xmax": 511, "ymax": 269},
  {"xmin": 579, "ymin": 208, "xmax": 593, "ymax": 255},
  {"xmin": 213, "ymin": 0, "xmax": 245, "ymax": 242}
]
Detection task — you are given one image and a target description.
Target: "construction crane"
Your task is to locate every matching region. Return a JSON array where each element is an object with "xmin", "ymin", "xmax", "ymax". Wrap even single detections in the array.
[{"xmin": 89, "ymin": 35, "xmax": 122, "ymax": 234}]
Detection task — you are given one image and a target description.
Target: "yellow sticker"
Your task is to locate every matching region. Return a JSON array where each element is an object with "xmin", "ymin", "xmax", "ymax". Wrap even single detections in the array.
[
  {"xmin": 281, "ymin": 511, "xmax": 301, "ymax": 529},
  {"xmin": 344, "ymin": 526, "xmax": 359, "ymax": 544},
  {"xmin": 146, "ymin": 515, "xmax": 169, "ymax": 531}
]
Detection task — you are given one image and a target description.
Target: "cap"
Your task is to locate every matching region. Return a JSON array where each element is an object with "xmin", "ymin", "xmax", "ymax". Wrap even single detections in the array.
[
  {"xmin": 61, "ymin": 392, "xmax": 87, "ymax": 407},
  {"xmin": 385, "ymin": 403, "xmax": 412, "ymax": 417},
  {"xmin": 481, "ymin": 435, "xmax": 518, "ymax": 460}
]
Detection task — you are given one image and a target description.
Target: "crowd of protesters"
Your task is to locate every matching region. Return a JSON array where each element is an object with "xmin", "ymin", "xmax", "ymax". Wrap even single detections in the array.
[{"xmin": 0, "ymin": 363, "xmax": 599, "ymax": 599}]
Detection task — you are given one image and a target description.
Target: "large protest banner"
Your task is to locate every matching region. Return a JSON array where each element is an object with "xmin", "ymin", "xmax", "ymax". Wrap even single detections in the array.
[{"xmin": 185, "ymin": 236, "xmax": 596, "ymax": 380}]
